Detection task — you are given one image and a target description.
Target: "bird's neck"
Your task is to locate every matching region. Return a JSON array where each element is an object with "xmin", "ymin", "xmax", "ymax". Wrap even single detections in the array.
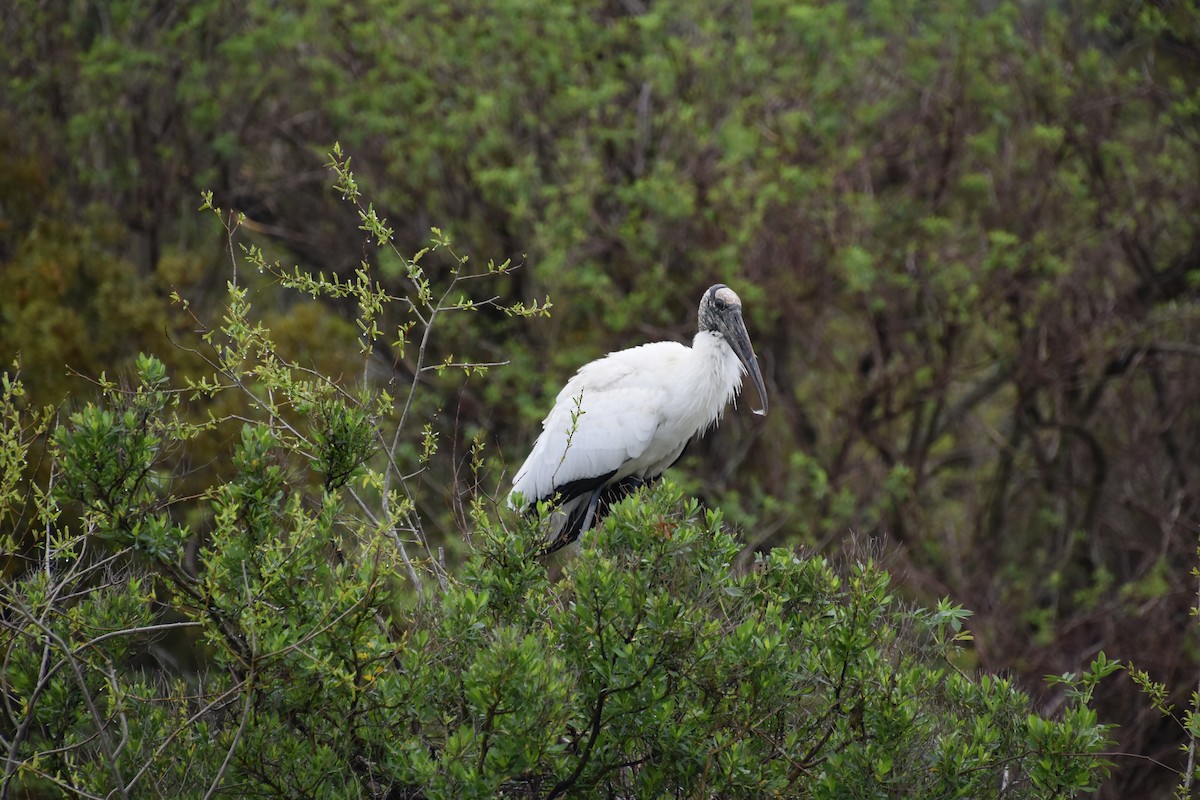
[{"xmin": 691, "ymin": 330, "xmax": 744, "ymax": 411}]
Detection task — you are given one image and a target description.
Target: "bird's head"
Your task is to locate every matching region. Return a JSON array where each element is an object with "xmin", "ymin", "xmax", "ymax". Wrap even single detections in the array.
[{"xmin": 698, "ymin": 284, "xmax": 768, "ymax": 416}]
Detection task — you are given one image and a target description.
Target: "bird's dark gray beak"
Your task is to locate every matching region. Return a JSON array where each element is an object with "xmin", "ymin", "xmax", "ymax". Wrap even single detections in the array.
[{"xmin": 725, "ymin": 312, "xmax": 768, "ymax": 416}]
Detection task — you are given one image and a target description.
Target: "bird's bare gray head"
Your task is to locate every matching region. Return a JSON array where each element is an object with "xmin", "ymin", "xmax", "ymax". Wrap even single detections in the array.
[{"xmin": 698, "ymin": 284, "xmax": 768, "ymax": 415}]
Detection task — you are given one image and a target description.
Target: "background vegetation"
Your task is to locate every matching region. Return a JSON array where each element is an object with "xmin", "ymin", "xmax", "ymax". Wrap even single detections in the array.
[{"xmin": 2, "ymin": 0, "xmax": 1200, "ymax": 796}]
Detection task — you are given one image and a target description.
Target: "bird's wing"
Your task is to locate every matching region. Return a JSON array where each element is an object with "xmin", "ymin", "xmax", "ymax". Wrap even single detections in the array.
[{"xmin": 510, "ymin": 345, "xmax": 680, "ymax": 508}]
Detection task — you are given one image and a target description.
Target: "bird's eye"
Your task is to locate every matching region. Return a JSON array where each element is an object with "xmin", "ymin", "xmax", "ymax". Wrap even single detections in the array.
[{"xmin": 714, "ymin": 297, "xmax": 727, "ymax": 310}]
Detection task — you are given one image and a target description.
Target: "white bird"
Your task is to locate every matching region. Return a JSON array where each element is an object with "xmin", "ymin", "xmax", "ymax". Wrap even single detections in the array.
[{"xmin": 509, "ymin": 284, "xmax": 768, "ymax": 554}]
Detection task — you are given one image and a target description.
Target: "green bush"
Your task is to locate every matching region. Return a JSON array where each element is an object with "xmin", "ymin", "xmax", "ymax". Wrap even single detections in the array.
[{"xmin": 2, "ymin": 408, "xmax": 1114, "ymax": 796}]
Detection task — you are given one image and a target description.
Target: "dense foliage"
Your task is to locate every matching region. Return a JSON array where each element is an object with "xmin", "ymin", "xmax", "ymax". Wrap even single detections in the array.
[
  {"xmin": 1, "ymin": 346, "xmax": 1112, "ymax": 796},
  {"xmin": 3, "ymin": 0, "xmax": 1200, "ymax": 795}
]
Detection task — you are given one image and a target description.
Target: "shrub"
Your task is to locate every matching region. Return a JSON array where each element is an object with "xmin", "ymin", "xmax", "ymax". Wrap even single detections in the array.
[{"xmin": 1, "ymin": 359, "xmax": 1113, "ymax": 797}]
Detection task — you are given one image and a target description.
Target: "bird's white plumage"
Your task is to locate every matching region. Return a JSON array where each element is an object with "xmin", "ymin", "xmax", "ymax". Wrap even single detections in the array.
[
  {"xmin": 509, "ymin": 284, "xmax": 767, "ymax": 553},
  {"xmin": 510, "ymin": 330, "xmax": 745, "ymax": 509}
]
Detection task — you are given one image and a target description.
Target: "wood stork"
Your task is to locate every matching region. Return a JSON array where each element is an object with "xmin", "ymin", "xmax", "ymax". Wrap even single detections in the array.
[{"xmin": 509, "ymin": 284, "xmax": 768, "ymax": 554}]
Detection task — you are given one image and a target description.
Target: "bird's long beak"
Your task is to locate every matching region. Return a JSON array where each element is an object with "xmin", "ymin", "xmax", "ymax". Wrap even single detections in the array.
[{"xmin": 727, "ymin": 313, "xmax": 768, "ymax": 416}]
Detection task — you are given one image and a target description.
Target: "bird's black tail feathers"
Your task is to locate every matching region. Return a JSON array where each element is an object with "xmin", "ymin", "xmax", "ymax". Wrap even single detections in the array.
[{"xmin": 534, "ymin": 475, "xmax": 654, "ymax": 557}]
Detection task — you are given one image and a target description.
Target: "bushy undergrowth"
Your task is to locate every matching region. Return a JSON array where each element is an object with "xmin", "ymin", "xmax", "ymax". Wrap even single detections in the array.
[
  {"xmin": 2, "ymin": 384, "xmax": 1112, "ymax": 798},
  {"xmin": 0, "ymin": 318, "xmax": 1114, "ymax": 798}
]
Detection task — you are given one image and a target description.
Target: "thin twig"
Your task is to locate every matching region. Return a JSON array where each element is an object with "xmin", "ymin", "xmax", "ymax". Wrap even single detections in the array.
[
  {"xmin": 122, "ymin": 682, "xmax": 246, "ymax": 794},
  {"xmin": 202, "ymin": 664, "xmax": 255, "ymax": 800},
  {"xmin": 1186, "ymin": 546, "xmax": 1200, "ymax": 795},
  {"xmin": 7, "ymin": 608, "xmax": 130, "ymax": 798}
]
